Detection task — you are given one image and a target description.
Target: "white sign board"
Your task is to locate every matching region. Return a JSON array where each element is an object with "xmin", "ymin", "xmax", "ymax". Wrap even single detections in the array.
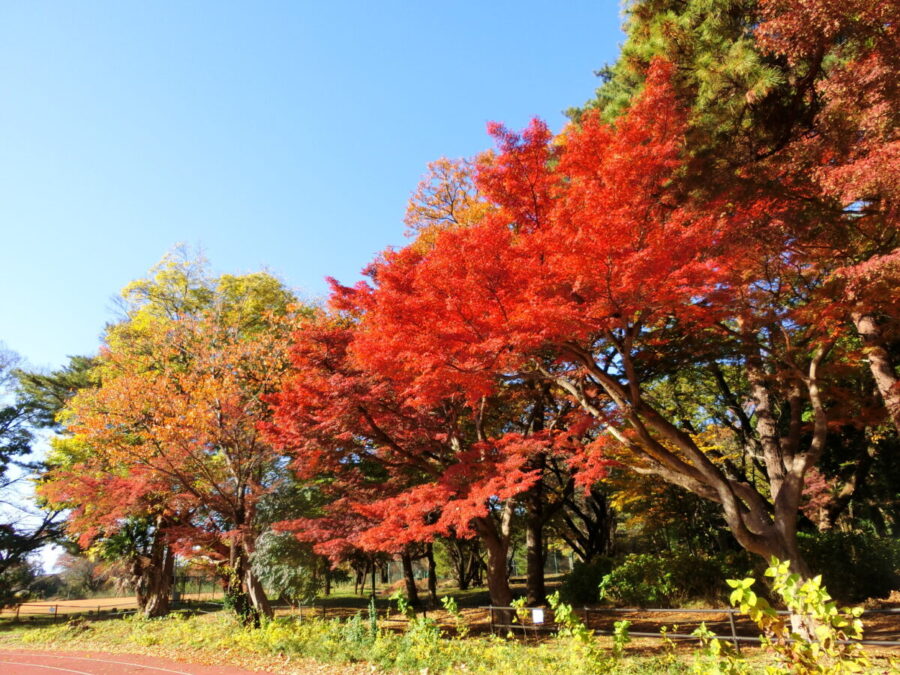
[{"xmin": 531, "ymin": 608, "xmax": 544, "ymax": 624}]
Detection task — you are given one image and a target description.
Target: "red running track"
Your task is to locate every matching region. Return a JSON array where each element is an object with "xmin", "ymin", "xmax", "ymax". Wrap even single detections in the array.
[{"xmin": 0, "ymin": 650, "xmax": 272, "ymax": 674}]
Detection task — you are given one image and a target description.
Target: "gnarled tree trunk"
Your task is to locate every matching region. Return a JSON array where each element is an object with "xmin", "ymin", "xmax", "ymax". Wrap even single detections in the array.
[
  {"xmin": 244, "ymin": 565, "xmax": 272, "ymax": 620},
  {"xmin": 227, "ymin": 542, "xmax": 273, "ymax": 625},
  {"xmin": 473, "ymin": 506, "xmax": 513, "ymax": 608},
  {"xmin": 550, "ymin": 331, "xmax": 832, "ymax": 637},
  {"xmin": 133, "ymin": 521, "xmax": 174, "ymax": 618},
  {"xmin": 852, "ymin": 312, "xmax": 900, "ymax": 434}
]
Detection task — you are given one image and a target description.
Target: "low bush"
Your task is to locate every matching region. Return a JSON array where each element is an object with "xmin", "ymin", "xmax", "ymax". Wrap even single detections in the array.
[
  {"xmin": 599, "ymin": 554, "xmax": 675, "ymax": 606},
  {"xmin": 599, "ymin": 550, "xmax": 751, "ymax": 606},
  {"xmin": 559, "ymin": 557, "xmax": 613, "ymax": 604},
  {"xmin": 192, "ymin": 611, "xmax": 626, "ymax": 673}
]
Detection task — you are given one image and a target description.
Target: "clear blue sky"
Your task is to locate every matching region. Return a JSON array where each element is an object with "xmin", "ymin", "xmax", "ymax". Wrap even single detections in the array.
[{"xmin": 0, "ymin": 1, "xmax": 623, "ymax": 372}]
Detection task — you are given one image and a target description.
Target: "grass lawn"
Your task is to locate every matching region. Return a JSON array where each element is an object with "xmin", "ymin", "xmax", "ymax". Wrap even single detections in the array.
[{"xmin": 1, "ymin": 604, "xmax": 896, "ymax": 674}]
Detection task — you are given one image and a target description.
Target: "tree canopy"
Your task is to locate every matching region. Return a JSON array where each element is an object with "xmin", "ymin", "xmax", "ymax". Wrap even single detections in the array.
[{"xmin": 27, "ymin": 0, "xmax": 898, "ymax": 620}]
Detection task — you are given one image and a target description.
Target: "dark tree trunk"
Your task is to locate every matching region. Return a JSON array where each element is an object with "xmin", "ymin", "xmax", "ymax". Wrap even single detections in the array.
[
  {"xmin": 473, "ymin": 515, "xmax": 512, "ymax": 607},
  {"xmin": 425, "ymin": 543, "xmax": 438, "ymax": 602},
  {"xmin": 467, "ymin": 548, "xmax": 484, "ymax": 587},
  {"xmin": 484, "ymin": 547, "xmax": 511, "ymax": 607},
  {"xmin": 558, "ymin": 491, "xmax": 616, "ymax": 562},
  {"xmin": 524, "ymin": 456, "xmax": 546, "ymax": 605},
  {"xmin": 401, "ymin": 550, "xmax": 420, "ymax": 608},
  {"xmin": 447, "ymin": 537, "xmax": 480, "ymax": 590},
  {"xmin": 452, "ymin": 539, "xmax": 470, "ymax": 590},
  {"xmin": 354, "ymin": 565, "xmax": 365, "ymax": 596},
  {"xmin": 131, "ymin": 557, "xmax": 146, "ymax": 612},
  {"xmin": 456, "ymin": 554, "xmax": 469, "ymax": 591},
  {"xmin": 524, "ymin": 392, "xmax": 547, "ymax": 604}
]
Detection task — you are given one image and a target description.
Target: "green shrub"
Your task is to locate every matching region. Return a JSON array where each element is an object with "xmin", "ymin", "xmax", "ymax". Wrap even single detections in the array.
[
  {"xmin": 250, "ymin": 532, "xmax": 322, "ymax": 605},
  {"xmin": 599, "ymin": 550, "xmax": 740, "ymax": 606},
  {"xmin": 340, "ymin": 611, "xmax": 372, "ymax": 650},
  {"xmin": 799, "ymin": 531, "xmax": 900, "ymax": 602},
  {"xmin": 599, "ymin": 554, "xmax": 675, "ymax": 606},
  {"xmin": 560, "ymin": 557, "xmax": 614, "ymax": 604}
]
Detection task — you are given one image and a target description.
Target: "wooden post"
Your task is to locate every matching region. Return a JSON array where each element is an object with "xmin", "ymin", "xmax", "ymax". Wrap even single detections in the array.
[
  {"xmin": 727, "ymin": 609, "xmax": 741, "ymax": 655},
  {"xmin": 489, "ymin": 607, "xmax": 494, "ymax": 635},
  {"xmin": 14, "ymin": 605, "xmax": 20, "ymax": 623}
]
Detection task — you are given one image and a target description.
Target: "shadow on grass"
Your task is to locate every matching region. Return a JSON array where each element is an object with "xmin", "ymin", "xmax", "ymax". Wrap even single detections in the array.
[
  {"xmin": 0, "ymin": 600, "xmax": 227, "ymax": 634},
  {"xmin": 316, "ymin": 575, "xmax": 564, "ymax": 610}
]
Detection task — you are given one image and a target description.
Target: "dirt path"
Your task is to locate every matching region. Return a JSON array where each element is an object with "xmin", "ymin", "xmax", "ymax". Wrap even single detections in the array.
[
  {"xmin": 0, "ymin": 649, "xmax": 269, "ymax": 674},
  {"xmin": 0, "ymin": 649, "xmax": 367, "ymax": 675}
]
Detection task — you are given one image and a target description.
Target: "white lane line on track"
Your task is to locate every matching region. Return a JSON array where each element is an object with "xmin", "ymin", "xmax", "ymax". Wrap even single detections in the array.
[
  {"xmin": 0, "ymin": 661, "xmax": 94, "ymax": 674},
  {"xmin": 4, "ymin": 654, "xmax": 195, "ymax": 674}
]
